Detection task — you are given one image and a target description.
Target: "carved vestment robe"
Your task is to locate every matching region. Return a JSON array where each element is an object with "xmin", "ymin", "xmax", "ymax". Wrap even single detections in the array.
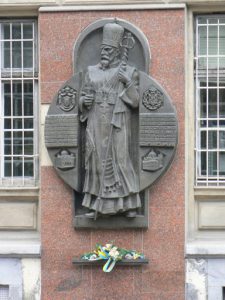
[{"xmin": 79, "ymin": 62, "xmax": 141, "ymax": 214}]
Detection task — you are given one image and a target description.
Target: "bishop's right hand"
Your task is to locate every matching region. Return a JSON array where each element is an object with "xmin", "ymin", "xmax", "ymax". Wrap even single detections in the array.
[{"xmin": 83, "ymin": 93, "xmax": 94, "ymax": 110}]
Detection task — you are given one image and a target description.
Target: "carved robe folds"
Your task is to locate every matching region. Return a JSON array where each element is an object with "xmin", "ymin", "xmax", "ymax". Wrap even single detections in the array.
[{"xmin": 79, "ymin": 63, "xmax": 141, "ymax": 214}]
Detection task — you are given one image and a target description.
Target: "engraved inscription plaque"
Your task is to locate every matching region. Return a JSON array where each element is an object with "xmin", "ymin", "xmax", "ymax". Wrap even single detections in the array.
[
  {"xmin": 45, "ymin": 115, "xmax": 78, "ymax": 148},
  {"xmin": 140, "ymin": 114, "xmax": 177, "ymax": 147}
]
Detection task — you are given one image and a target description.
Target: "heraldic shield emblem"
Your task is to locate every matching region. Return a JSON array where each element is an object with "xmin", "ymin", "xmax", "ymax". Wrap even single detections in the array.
[
  {"xmin": 57, "ymin": 85, "xmax": 77, "ymax": 112},
  {"xmin": 45, "ymin": 18, "xmax": 178, "ymax": 229}
]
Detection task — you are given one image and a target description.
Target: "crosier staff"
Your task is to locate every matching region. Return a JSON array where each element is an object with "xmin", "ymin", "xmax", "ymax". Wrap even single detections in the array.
[{"xmin": 94, "ymin": 32, "xmax": 135, "ymax": 220}]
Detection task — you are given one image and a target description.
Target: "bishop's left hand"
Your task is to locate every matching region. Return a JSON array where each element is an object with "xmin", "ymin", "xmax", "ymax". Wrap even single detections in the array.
[{"xmin": 118, "ymin": 68, "xmax": 132, "ymax": 86}]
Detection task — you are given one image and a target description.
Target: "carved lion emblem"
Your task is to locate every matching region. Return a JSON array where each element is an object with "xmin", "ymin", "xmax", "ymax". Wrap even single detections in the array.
[
  {"xmin": 142, "ymin": 86, "xmax": 164, "ymax": 111},
  {"xmin": 57, "ymin": 86, "xmax": 77, "ymax": 112}
]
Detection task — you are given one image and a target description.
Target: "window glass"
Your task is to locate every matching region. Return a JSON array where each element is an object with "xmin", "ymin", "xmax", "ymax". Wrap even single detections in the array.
[
  {"xmin": 23, "ymin": 41, "xmax": 33, "ymax": 68},
  {"xmin": 3, "ymin": 41, "xmax": 10, "ymax": 68},
  {"xmin": 12, "ymin": 41, "xmax": 22, "ymax": 68},
  {"xmin": 4, "ymin": 132, "xmax": 11, "ymax": 155},
  {"xmin": 0, "ymin": 285, "xmax": 9, "ymax": 300},
  {"xmin": 199, "ymin": 26, "xmax": 207, "ymax": 55},
  {"xmin": 12, "ymin": 23, "xmax": 21, "ymax": 39},
  {"xmin": 200, "ymin": 89, "xmax": 207, "ymax": 118},
  {"xmin": 208, "ymin": 89, "xmax": 217, "ymax": 118},
  {"xmin": 23, "ymin": 24, "xmax": 33, "ymax": 39},
  {"xmin": 3, "ymin": 24, "xmax": 10, "ymax": 39}
]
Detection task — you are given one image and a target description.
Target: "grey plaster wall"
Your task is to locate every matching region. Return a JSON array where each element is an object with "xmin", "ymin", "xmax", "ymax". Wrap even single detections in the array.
[
  {"xmin": 0, "ymin": 258, "xmax": 22, "ymax": 300},
  {"xmin": 186, "ymin": 258, "xmax": 225, "ymax": 300},
  {"xmin": 0, "ymin": 258, "xmax": 40, "ymax": 300},
  {"xmin": 186, "ymin": 259, "xmax": 207, "ymax": 300},
  {"xmin": 207, "ymin": 259, "xmax": 225, "ymax": 300}
]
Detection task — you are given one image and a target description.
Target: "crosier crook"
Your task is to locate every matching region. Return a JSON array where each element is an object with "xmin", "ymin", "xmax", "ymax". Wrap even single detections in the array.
[{"xmin": 94, "ymin": 32, "xmax": 135, "ymax": 220}]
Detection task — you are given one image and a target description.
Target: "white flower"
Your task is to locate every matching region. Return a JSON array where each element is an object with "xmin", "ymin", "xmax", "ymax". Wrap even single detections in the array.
[
  {"xmin": 109, "ymin": 247, "xmax": 120, "ymax": 259},
  {"xmin": 125, "ymin": 253, "xmax": 133, "ymax": 259},
  {"xmin": 89, "ymin": 254, "xmax": 98, "ymax": 260},
  {"xmin": 105, "ymin": 244, "xmax": 112, "ymax": 249}
]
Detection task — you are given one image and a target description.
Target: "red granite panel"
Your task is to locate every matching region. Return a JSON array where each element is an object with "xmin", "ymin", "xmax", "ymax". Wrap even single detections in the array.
[
  {"xmin": 41, "ymin": 167, "xmax": 92, "ymax": 299},
  {"xmin": 149, "ymin": 162, "xmax": 185, "ymax": 208},
  {"xmin": 39, "ymin": 13, "xmax": 82, "ymax": 82},
  {"xmin": 40, "ymin": 13, "xmax": 81, "ymax": 104},
  {"xmin": 41, "ymin": 8, "xmax": 185, "ymax": 300},
  {"xmin": 91, "ymin": 230, "xmax": 135, "ymax": 250},
  {"xmin": 91, "ymin": 267, "xmax": 134, "ymax": 299},
  {"xmin": 41, "ymin": 81, "xmax": 64, "ymax": 103},
  {"xmin": 133, "ymin": 229, "xmax": 144, "ymax": 252}
]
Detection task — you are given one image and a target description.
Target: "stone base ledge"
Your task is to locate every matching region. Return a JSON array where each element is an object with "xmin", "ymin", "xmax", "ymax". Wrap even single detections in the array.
[
  {"xmin": 74, "ymin": 214, "xmax": 148, "ymax": 229},
  {"xmin": 73, "ymin": 258, "xmax": 149, "ymax": 266}
]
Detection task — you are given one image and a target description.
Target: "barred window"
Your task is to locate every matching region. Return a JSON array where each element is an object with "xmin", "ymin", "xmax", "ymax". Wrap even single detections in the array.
[
  {"xmin": 0, "ymin": 286, "xmax": 9, "ymax": 300},
  {"xmin": 0, "ymin": 20, "xmax": 38, "ymax": 186},
  {"xmin": 0, "ymin": 285, "xmax": 9, "ymax": 300},
  {"xmin": 195, "ymin": 15, "xmax": 225, "ymax": 186}
]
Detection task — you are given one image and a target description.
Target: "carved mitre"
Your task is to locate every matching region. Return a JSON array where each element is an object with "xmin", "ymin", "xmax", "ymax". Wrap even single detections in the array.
[{"xmin": 102, "ymin": 23, "xmax": 124, "ymax": 48}]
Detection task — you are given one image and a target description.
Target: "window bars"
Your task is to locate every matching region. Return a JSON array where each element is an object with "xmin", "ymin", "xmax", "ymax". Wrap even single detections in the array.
[
  {"xmin": 195, "ymin": 16, "xmax": 225, "ymax": 186},
  {"xmin": 0, "ymin": 20, "xmax": 38, "ymax": 187},
  {"xmin": 0, "ymin": 286, "xmax": 9, "ymax": 300}
]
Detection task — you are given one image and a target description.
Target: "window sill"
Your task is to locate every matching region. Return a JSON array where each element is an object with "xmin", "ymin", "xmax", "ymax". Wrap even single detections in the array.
[
  {"xmin": 0, "ymin": 238, "xmax": 40, "ymax": 258},
  {"xmin": 194, "ymin": 187, "xmax": 225, "ymax": 198},
  {"xmin": 186, "ymin": 240, "xmax": 225, "ymax": 258},
  {"xmin": 0, "ymin": 187, "xmax": 39, "ymax": 199}
]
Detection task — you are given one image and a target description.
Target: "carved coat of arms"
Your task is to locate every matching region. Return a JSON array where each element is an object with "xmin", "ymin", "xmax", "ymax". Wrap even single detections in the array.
[
  {"xmin": 57, "ymin": 85, "xmax": 77, "ymax": 112},
  {"xmin": 143, "ymin": 86, "xmax": 164, "ymax": 111}
]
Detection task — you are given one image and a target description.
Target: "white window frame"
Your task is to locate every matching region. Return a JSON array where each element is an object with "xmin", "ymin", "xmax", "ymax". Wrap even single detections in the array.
[
  {"xmin": 0, "ymin": 19, "xmax": 38, "ymax": 187},
  {"xmin": 195, "ymin": 15, "xmax": 225, "ymax": 186}
]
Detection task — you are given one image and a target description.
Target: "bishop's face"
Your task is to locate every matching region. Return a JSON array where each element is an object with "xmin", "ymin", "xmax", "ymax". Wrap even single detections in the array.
[{"xmin": 100, "ymin": 45, "xmax": 119, "ymax": 68}]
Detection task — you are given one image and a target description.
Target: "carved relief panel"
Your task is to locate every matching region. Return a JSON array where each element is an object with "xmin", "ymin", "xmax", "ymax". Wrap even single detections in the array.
[{"xmin": 45, "ymin": 18, "xmax": 178, "ymax": 229}]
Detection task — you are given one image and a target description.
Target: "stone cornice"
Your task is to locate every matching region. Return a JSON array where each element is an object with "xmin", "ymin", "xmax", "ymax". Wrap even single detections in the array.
[
  {"xmin": 0, "ymin": 0, "xmax": 225, "ymax": 12},
  {"xmin": 39, "ymin": 3, "xmax": 186, "ymax": 12},
  {"xmin": 0, "ymin": 0, "xmax": 225, "ymax": 5}
]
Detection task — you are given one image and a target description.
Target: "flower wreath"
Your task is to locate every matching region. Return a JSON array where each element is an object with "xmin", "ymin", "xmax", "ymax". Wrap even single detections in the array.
[{"xmin": 81, "ymin": 243, "xmax": 145, "ymax": 272}]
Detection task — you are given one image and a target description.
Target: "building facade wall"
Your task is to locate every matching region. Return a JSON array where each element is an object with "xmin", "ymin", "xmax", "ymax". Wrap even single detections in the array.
[
  {"xmin": 40, "ymin": 9, "xmax": 185, "ymax": 300},
  {"xmin": 1, "ymin": 2, "xmax": 225, "ymax": 299}
]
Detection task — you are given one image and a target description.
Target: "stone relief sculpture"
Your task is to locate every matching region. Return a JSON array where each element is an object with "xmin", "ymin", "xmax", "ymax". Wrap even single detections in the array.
[
  {"xmin": 45, "ymin": 18, "xmax": 178, "ymax": 228},
  {"xmin": 79, "ymin": 23, "xmax": 140, "ymax": 219}
]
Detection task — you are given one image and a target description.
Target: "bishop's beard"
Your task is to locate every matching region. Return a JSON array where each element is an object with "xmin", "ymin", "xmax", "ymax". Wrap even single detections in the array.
[{"xmin": 100, "ymin": 57, "xmax": 110, "ymax": 69}]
